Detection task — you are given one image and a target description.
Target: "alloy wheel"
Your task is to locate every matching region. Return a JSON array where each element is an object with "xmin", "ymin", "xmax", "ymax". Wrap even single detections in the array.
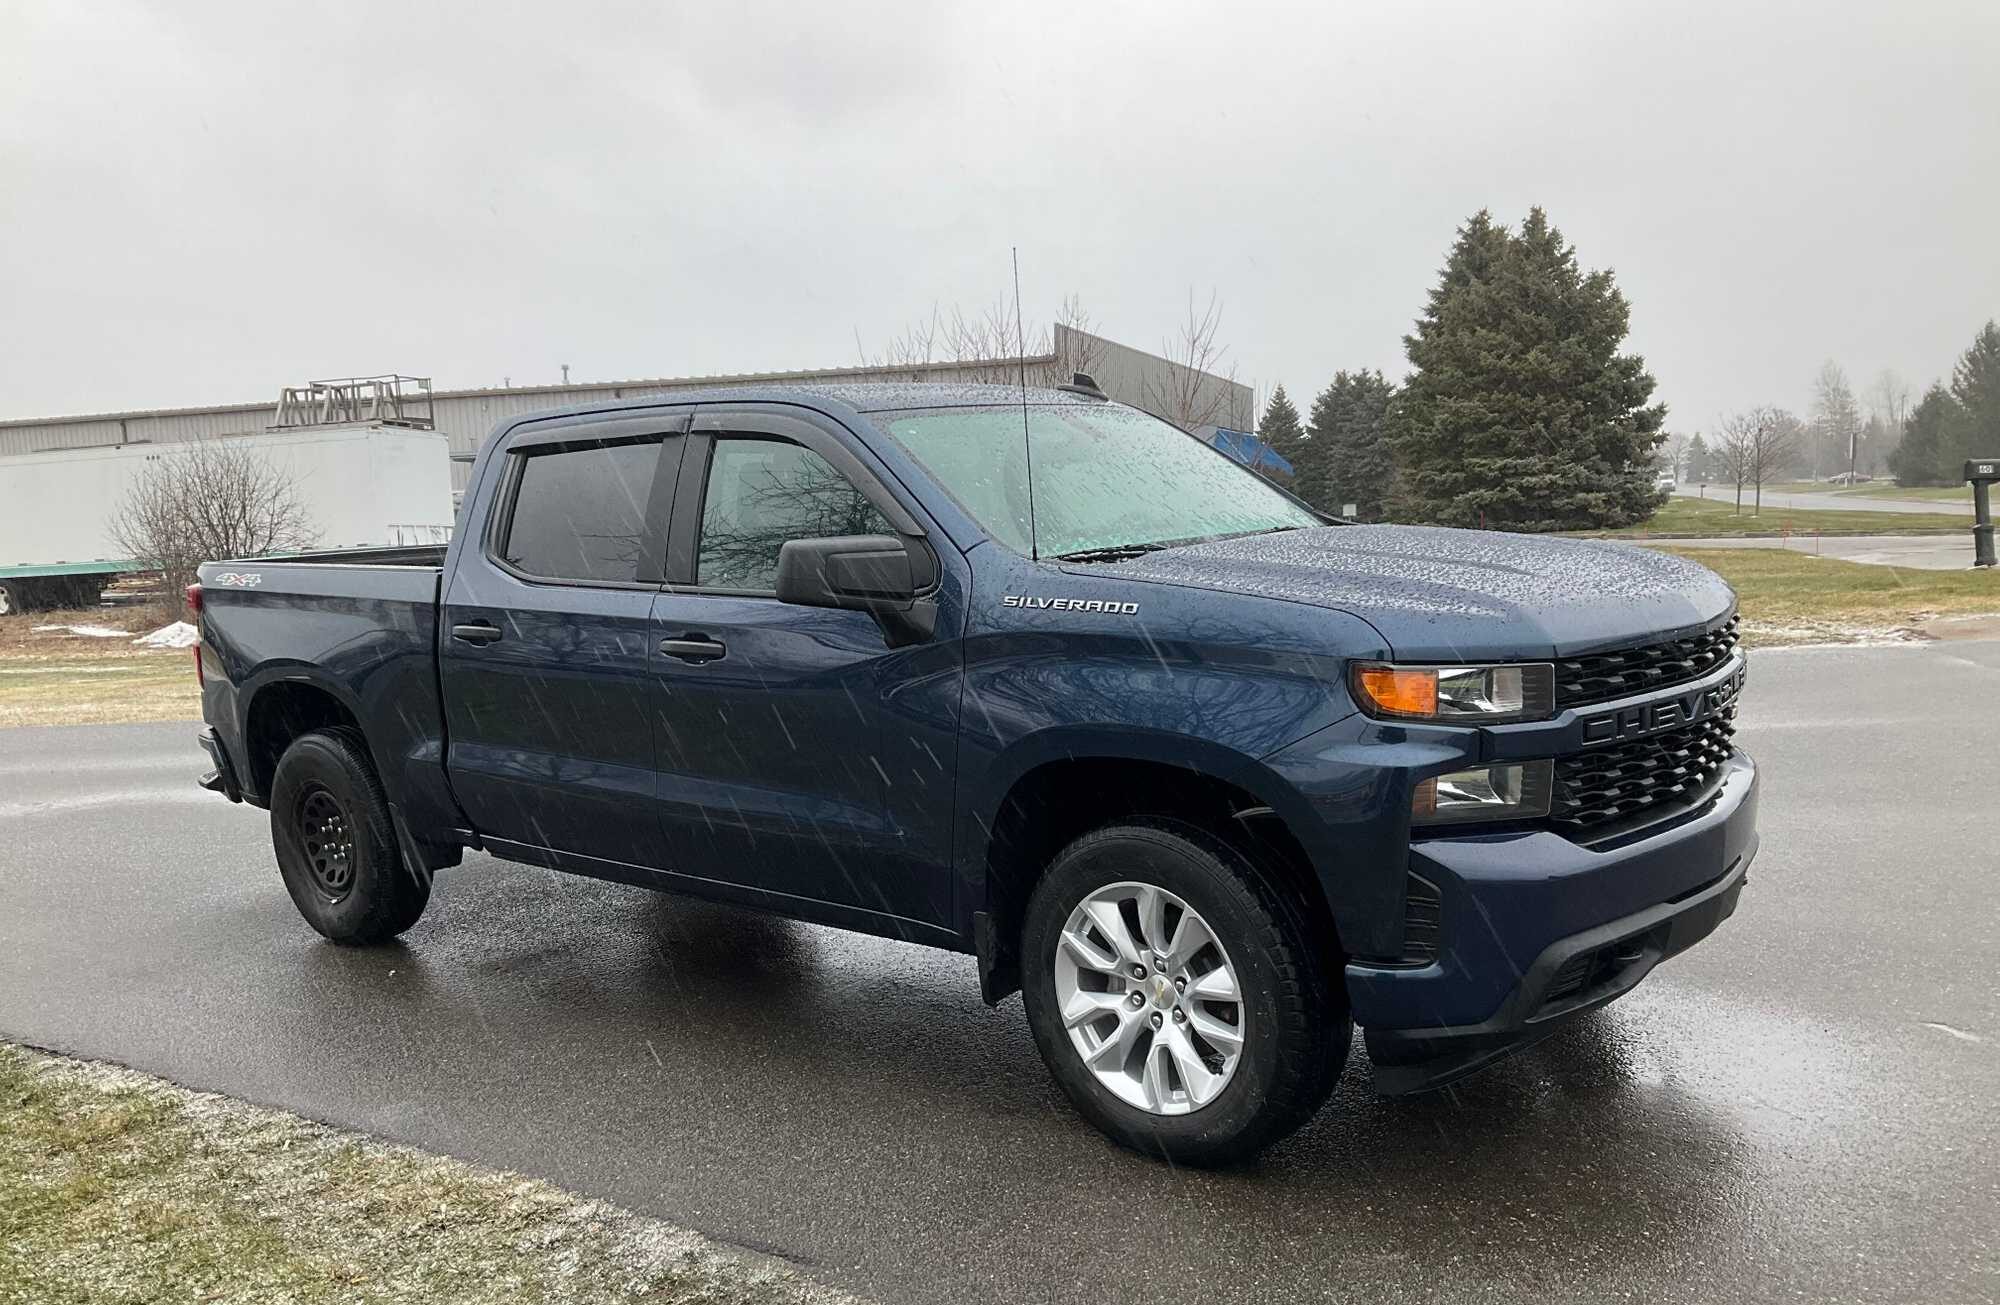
[{"xmin": 1052, "ymin": 880, "xmax": 1246, "ymax": 1115}]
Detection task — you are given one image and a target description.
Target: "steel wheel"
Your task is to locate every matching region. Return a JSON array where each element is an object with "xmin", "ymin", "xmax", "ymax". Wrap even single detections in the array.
[
  {"xmin": 1052, "ymin": 880, "xmax": 1246, "ymax": 1115},
  {"xmin": 297, "ymin": 786, "xmax": 357, "ymax": 902}
]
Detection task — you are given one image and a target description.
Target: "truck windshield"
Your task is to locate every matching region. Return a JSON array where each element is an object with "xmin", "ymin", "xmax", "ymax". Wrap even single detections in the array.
[{"xmin": 879, "ymin": 404, "xmax": 1321, "ymax": 559}]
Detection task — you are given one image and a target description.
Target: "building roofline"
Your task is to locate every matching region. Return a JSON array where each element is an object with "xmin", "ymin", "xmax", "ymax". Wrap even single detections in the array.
[{"xmin": 0, "ymin": 354, "xmax": 1062, "ymax": 430}]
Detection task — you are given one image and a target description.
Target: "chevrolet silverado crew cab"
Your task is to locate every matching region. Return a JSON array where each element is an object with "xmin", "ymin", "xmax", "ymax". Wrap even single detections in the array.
[{"xmin": 193, "ymin": 381, "xmax": 1756, "ymax": 1163}]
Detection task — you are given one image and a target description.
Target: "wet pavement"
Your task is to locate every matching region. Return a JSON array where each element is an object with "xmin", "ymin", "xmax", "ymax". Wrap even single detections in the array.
[
  {"xmin": 3, "ymin": 641, "xmax": 1997, "ymax": 1304},
  {"xmin": 1670, "ymin": 484, "xmax": 1974, "ymax": 515},
  {"xmin": 1639, "ymin": 532, "xmax": 1988, "ymax": 571}
]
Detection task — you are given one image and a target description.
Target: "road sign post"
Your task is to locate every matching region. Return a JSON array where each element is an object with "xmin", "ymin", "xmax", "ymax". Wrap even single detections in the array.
[{"xmin": 1968, "ymin": 459, "xmax": 1998, "ymax": 569}]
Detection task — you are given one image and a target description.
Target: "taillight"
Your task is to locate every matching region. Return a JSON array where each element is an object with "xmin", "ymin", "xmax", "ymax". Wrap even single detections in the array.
[{"xmin": 186, "ymin": 584, "xmax": 204, "ymax": 686}]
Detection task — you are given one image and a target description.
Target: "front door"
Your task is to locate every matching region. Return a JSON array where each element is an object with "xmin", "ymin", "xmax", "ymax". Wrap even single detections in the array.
[
  {"xmin": 647, "ymin": 411, "xmax": 958, "ymax": 933},
  {"xmin": 440, "ymin": 417, "xmax": 685, "ymax": 866}
]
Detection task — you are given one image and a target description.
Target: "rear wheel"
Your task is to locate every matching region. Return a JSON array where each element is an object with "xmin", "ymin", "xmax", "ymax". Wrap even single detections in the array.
[
  {"xmin": 268, "ymin": 728, "xmax": 430, "ymax": 943},
  {"xmin": 1021, "ymin": 820, "xmax": 1348, "ymax": 1165}
]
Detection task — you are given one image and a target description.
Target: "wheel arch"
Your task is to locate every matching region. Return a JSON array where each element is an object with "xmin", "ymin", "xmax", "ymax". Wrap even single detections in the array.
[
  {"xmin": 964, "ymin": 730, "xmax": 1343, "ymax": 1005},
  {"xmin": 241, "ymin": 673, "xmax": 373, "ymax": 804}
]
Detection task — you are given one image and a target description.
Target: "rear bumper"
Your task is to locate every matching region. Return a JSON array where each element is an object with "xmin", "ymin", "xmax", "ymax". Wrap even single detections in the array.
[
  {"xmin": 197, "ymin": 726, "xmax": 243, "ymax": 803},
  {"xmin": 1350, "ymin": 750, "xmax": 1758, "ymax": 1094}
]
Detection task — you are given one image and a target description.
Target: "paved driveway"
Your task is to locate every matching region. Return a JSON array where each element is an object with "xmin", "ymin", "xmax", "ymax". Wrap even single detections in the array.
[
  {"xmin": 1640, "ymin": 532, "xmax": 1986, "ymax": 570},
  {"xmin": 3, "ymin": 642, "xmax": 1997, "ymax": 1304},
  {"xmin": 1672, "ymin": 484, "xmax": 1972, "ymax": 515}
]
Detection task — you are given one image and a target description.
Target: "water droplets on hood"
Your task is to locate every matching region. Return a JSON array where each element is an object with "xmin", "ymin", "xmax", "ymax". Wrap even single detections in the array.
[{"xmin": 1082, "ymin": 524, "xmax": 1736, "ymax": 656}]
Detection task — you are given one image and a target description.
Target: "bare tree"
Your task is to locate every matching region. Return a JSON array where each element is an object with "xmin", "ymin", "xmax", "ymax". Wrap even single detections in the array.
[
  {"xmin": 859, "ymin": 292, "xmax": 1105, "ymax": 389},
  {"xmin": 1713, "ymin": 415, "xmax": 1755, "ymax": 512},
  {"xmin": 1143, "ymin": 290, "xmax": 1240, "ymax": 432},
  {"xmin": 1810, "ymin": 361, "xmax": 1863, "ymax": 481},
  {"xmin": 110, "ymin": 438, "xmax": 318, "ymax": 611},
  {"xmin": 1661, "ymin": 430, "xmax": 1694, "ymax": 482},
  {"xmin": 1714, "ymin": 406, "xmax": 1803, "ymax": 514},
  {"xmin": 1866, "ymin": 368, "xmax": 1912, "ymax": 473},
  {"xmin": 1047, "ymin": 293, "xmax": 1107, "ymax": 385}
]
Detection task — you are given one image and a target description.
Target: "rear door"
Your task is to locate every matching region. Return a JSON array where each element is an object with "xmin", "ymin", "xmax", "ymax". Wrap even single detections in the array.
[
  {"xmin": 646, "ymin": 407, "xmax": 960, "ymax": 933},
  {"xmin": 439, "ymin": 414, "xmax": 686, "ymax": 866}
]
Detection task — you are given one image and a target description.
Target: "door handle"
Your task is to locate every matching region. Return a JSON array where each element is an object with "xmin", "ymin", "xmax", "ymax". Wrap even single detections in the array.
[
  {"xmin": 659, "ymin": 635, "xmax": 727, "ymax": 664},
  {"xmin": 451, "ymin": 621, "xmax": 503, "ymax": 646}
]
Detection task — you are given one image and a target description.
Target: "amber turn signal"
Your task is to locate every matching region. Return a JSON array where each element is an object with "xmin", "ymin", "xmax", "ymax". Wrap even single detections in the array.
[{"xmin": 1354, "ymin": 666, "xmax": 1438, "ymax": 719}]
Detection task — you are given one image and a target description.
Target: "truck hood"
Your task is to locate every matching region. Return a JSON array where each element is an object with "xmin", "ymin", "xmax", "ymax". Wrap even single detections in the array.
[{"xmin": 1077, "ymin": 525, "xmax": 1736, "ymax": 661}]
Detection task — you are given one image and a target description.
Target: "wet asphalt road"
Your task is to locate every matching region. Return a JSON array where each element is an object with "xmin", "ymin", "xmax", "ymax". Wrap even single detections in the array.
[
  {"xmin": 1670, "ymin": 484, "xmax": 1974, "ymax": 515},
  {"xmin": 4, "ymin": 642, "xmax": 1998, "ymax": 1304}
]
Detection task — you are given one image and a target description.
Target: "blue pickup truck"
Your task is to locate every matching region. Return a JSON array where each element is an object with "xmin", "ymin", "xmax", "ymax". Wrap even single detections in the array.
[{"xmin": 193, "ymin": 380, "xmax": 1757, "ymax": 1163}]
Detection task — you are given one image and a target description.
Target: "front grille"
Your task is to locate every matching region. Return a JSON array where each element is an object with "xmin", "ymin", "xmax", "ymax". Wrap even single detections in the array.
[
  {"xmin": 1555, "ymin": 616, "xmax": 1740, "ymax": 709},
  {"xmin": 1550, "ymin": 707, "xmax": 1736, "ymax": 833}
]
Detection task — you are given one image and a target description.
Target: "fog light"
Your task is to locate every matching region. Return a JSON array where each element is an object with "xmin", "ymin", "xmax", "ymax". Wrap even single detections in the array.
[{"xmin": 1412, "ymin": 760, "xmax": 1553, "ymax": 826}]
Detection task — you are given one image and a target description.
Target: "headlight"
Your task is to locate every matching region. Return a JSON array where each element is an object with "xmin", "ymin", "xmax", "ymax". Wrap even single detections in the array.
[
  {"xmin": 1352, "ymin": 662, "xmax": 1555, "ymax": 723},
  {"xmin": 1412, "ymin": 760, "xmax": 1554, "ymax": 826}
]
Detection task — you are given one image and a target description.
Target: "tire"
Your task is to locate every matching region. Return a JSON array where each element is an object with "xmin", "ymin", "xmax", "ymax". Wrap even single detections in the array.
[
  {"xmin": 268, "ymin": 728, "xmax": 430, "ymax": 944},
  {"xmin": 1021, "ymin": 820, "xmax": 1348, "ymax": 1165},
  {"xmin": 0, "ymin": 581, "xmax": 17, "ymax": 617}
]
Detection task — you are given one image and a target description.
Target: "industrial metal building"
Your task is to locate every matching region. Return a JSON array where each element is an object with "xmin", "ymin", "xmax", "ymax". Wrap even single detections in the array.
[{"xmin": 0, "ymin": 325, "xmax": 1254, "ymax": 496}]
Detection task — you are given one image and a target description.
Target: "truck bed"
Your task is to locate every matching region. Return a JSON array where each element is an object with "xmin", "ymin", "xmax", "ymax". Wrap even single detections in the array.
[{"xmin": 196, "ymin": 548, "xmax": 454, "ymax": 841}]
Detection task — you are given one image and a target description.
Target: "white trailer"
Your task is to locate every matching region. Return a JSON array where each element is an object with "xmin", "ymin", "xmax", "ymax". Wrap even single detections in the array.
[{"xmin": 0, "ymin": 423, "xmax": 454, "ymax": 615}]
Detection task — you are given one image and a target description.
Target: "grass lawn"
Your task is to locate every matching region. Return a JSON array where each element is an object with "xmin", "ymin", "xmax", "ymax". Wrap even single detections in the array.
[
  {"xmin": 1664, "ymin": 547, "xmax": 2000, "ymax": 644},
  {"xmin": 0, "ymin": 609, "xmax": 200, "ymax": 728},
  {"xmin": 0, "ymin": 1044, "xmax": 862, "ymax": 1305},
  {"xmin": 1596, "ymin": 495, "xmax": 1970, "ymax": 538}
]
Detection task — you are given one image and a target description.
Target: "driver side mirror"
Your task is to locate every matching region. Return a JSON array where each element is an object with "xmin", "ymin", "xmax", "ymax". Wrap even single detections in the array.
[{"xmin": 775, "ymin": 535, "xmax": 937, "ymax": 645}]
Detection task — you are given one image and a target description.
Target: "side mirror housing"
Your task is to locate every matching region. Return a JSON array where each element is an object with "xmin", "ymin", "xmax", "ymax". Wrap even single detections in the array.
[{"xmin": 775, "ymin": 535, "xmax": 937, "ymax": 645}]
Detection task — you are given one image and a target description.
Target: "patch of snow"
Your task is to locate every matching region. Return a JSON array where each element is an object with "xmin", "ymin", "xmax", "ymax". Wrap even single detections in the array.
[
  {"xmin": 133, "ymin": 621, "xmax": 199, "ymax": 649},
  {"xmin": 31, "ymin": 623, "xmax": 129, "ymax": 638}
]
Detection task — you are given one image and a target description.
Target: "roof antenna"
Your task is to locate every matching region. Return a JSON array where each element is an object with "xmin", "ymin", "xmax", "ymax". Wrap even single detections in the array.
[{"xmin": 1013, "ymin": 246, "xmax": 1040, "ymax": 562}]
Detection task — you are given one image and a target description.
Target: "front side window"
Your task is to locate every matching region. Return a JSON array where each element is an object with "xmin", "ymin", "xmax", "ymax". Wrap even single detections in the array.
[
  {"xmin": 696, "ymin": 437, "xmax": 893, "ymax": 591},
  {"xmin": 500, "ymin": 440, "xmax": 659, "ymax": 583},
  {"xmin": 879, "ymin": 404, "xmax": 1320, "ymax": 559}
]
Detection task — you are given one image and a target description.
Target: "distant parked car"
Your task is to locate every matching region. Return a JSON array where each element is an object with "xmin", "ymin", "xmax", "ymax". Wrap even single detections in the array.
[{"xmin": 1655, "ymin": 470, "xmax": 1678, "ymax": 491}]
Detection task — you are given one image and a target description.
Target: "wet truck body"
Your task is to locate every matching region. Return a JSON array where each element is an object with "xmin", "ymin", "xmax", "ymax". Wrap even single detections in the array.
[{"xmin": 194, "ymin": 382, "xmax": 1756, "ymax": 1162}]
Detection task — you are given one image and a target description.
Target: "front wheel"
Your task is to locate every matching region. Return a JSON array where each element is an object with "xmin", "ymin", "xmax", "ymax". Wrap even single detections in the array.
[
  {"xmin": 1021, "ymin": 821, "xmax": 1348, "ymax": 1165},
  {"xmin": 268, "ymin": 728, "xmax": 430, "ymax": 944}
]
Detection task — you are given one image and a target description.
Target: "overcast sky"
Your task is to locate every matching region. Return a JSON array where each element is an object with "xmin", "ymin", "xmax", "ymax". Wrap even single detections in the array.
[{"xmin": 4, "ymin": 0, "xmax": 1996, "ymax": 431}]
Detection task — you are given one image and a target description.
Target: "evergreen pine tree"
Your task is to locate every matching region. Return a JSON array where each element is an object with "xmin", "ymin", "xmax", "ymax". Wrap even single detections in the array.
[
  {"xmin": 1257, "ymin": 385, "xmax": 1305, "ymax": 474},
  {"xmin": 1945, "ymin": 320, "xmax": 2000, "ymax": 472},
  {"xmin": 1887, "ymin": 384, "xmax": 1960, "ymax": 486},
  {"xmin": 1306, "ymin": 370, "xmax": 1398, "ymax": 520},
  {"xmin": 1686, "ymin": 432, "xmax": 1711, "ymax": 483},
  {"xmin": 1389, "ymin": 208, "xmax": 1667, "ymax": 529}
]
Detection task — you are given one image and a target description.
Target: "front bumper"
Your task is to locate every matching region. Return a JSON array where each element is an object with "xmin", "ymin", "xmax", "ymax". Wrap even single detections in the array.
[{"xmin": 1351, "ymin": 750, "xmax": 1758, "ymax": 1094}]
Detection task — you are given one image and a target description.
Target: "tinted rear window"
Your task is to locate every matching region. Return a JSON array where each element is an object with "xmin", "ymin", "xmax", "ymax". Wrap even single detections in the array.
[{"xmin": 501, "ymin": 441, "xmax": 660, "ymax": 583}]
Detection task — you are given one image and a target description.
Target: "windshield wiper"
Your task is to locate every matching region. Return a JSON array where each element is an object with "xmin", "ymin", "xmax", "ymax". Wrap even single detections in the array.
[
  {"xmin": 1055, "ymin": 526, "xmax": 1310, "ymax": 563},
  {"xmin": 1052, "ymin": 542, "xmax": 1177, "ymax": 564}
]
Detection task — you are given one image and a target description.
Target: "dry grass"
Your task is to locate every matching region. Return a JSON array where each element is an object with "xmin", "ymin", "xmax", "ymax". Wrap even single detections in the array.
[
  {"xmin": 0, "ymin": 1043, "xmax": 866, "ymax": 1305},
  {"xmin": 0, "ymin": 607, "xmax": 200, "ymax": 728},
  {"xmin": 1666, "ymin": 548, "xmax": 2000, "ymax": 645}
]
